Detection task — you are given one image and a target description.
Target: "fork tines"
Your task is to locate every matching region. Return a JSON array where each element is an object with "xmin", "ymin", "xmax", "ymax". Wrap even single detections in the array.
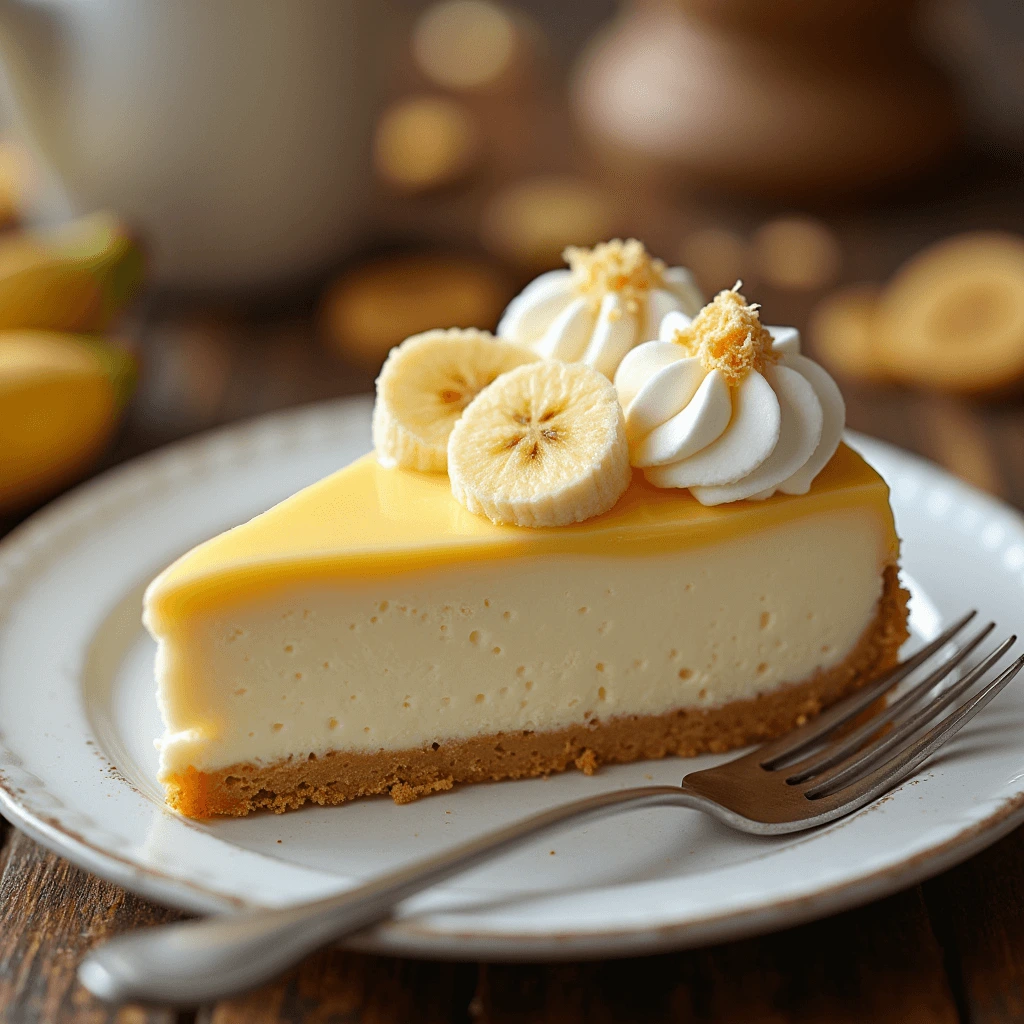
[{"xmin": 763, "ymin": 611, "xmax": 1023, "ymax": 808}]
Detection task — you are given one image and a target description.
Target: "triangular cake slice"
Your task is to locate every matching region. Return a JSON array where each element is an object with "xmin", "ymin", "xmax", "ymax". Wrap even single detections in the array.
[{"xmin": 145, "ymin": 444, "xmax": 908, "ymax": 817}]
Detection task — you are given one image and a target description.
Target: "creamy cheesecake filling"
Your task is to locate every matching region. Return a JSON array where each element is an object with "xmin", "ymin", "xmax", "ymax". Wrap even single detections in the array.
[{"xmin": 156, "ymin": 507, "xmax": 889, "ymax": 780}]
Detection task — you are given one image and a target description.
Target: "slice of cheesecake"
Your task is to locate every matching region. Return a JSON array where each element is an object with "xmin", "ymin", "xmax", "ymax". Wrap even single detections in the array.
[{"xmin": 145, "ymin": 442, "xmax": 908, "ymax": 818}]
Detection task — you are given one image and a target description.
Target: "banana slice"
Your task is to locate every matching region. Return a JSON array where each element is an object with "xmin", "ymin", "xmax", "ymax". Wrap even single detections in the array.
[
  {"xmin": 448, "ymin": 360, "xmax": 631, "ymax": 527},
  {"xmin": 876, "ymin": 232, "xmax": 1024, "ymax": 394},
  {"xmin": 372, "ymin": 328, "xmax": 537, "ymax": 472}
]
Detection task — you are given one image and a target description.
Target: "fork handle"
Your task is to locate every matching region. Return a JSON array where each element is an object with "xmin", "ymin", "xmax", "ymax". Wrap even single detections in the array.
[{"xmin": 79, "ymin": 785, "xmax": 702, "ymax": 1005}]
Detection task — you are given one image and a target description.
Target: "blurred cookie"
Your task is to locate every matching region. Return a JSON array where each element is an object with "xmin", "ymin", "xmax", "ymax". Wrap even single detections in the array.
[
  {"xmin": 320, "ymin": 255, "xmax": 512, "ymax": 372},
  {"xmin": 810, "ymin": 284, "xmax": 886, "ymax": 382},
  {"xmin": 480, "ymin": 176, "xmax": 618, "ymax": 270},
  {"xmin": 752, "ymin": 216, "xmax": 841, "ymax": 291},
  {"xmin": 373, "ymin": 96, "xmax": 480, "ymax": 193},
  {"xmin": 412, "ymin": 1, "xmax": 520, "ymax": 92}
]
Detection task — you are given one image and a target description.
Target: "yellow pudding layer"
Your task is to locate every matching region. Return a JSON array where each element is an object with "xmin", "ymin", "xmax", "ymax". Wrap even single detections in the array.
[{"xmin": 145, "ymin": 443, "xmax": 897, "ymax": 628}]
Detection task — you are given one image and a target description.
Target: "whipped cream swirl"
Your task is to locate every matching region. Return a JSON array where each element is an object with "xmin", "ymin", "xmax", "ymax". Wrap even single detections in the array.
[
  {"xmin": 497, "ymin": 239, "xmax": 704, "ymax": 379},
  {"xmin": 614, "ymin": 289, "xmax": 845, "ymax": 506}
]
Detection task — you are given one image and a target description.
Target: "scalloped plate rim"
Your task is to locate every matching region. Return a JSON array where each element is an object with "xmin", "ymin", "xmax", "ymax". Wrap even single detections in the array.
[{"xmin": 0, "ymin": 397, "xmax": 1023, "ymax": 960}]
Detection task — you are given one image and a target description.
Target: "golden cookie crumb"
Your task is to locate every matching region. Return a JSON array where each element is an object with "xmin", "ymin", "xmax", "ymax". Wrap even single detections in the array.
[
  {"xmin": 389, "ymin": 776, "xmax": 454, "ymax": 805},
  {"xmin": 565, "ymin": 238, "xmax": 665, "ymax": 315},
  {"xmin": 574, "ymin": 749, "xmax": 599, "ymax": 775},
  {"xmin": 672, "ymin": 283, "xmax": 776, "ymax": 386}
]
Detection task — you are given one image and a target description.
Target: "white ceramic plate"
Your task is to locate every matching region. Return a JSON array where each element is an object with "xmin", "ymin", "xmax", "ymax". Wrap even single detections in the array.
[{"xmin": 1, "ymin": 396, "xmax": 1024, "ymax": 961}]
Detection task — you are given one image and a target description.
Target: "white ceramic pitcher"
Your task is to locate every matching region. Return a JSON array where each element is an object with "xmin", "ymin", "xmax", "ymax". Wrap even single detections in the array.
[{"xmin": 0, "ymin": 0, "xmax": 385, "ymax": 289}]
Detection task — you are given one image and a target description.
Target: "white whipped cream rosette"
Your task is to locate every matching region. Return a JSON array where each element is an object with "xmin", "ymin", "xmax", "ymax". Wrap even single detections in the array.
[
  {"xmin": 614, "ymin": 287, "xmax": 845, "ymax": 506},
  {"xmin": 497, "ymin": 238, "xmax": 704, "ymax": 379}
]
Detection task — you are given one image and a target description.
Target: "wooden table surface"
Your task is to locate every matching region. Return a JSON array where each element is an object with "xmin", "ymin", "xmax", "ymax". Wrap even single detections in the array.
[{"xmin": 4, "ymin": 191, "xmax": 1024, "ymax": 1022}]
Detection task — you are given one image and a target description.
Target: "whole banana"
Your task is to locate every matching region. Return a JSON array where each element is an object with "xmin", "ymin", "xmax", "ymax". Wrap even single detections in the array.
[
  {"xmin": 0, "ymin": 331, "xmax": 136, "ymax": 513},
  {"xmin": 0, "ymin": 212, "xmax": 144, "ymax": 333}
]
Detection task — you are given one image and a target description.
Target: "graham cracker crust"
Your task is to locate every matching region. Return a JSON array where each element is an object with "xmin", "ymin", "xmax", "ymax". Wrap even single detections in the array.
[{"xmin": 166, "ymin": 565, "xmax": 909, "ymax": 818}]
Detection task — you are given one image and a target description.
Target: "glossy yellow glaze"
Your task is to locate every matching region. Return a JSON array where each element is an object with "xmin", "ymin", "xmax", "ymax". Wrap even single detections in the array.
[{"xmin": 145, "ymin": 443, "xmax": 899, "ymax": 627}]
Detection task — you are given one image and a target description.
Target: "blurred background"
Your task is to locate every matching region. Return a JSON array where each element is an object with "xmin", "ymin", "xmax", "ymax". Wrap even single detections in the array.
[{"xmin": 2, "ymin": 0, "xmax": 1024, "ymax": 523}]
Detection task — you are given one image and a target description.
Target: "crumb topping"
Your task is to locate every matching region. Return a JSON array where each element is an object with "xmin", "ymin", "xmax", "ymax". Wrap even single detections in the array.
[
  {"xmin": 672, "ymin": 283, "xmax": 776, "ymax": 386},
  {"xmin": 564, "ymin": 238, "xmax": 665, "ymax": 314}
]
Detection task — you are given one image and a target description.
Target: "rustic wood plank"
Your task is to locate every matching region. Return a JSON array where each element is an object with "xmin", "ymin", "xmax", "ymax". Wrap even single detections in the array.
[
  {"xmin": 472, "ymin": 888, "xmax": 959, "ymax": 1023},
  {"xmin": 215, "ymin": 318, "xmax": 372, "ymax": 426},
  {"xmin": 471, "ymin": 956, "xmax": 682, "ymax": 1024},
  {"xmin": 840, "ymin": 382, "xmax": 924, "ymax": 461},
  {"xmin": 200, "ymin": 949, "xmax": 476, "ymax": 1024},
  {"xmin": 923, "ymin": 824, "xmax": 1024, "ymax": 1023},
  {"xmin": 0, "ymin": 828, "xmax": 184, "ymax": 1024},
  {"xmin": 911, "ymin": 396, "xmax": 1007, "ymax": 497}
]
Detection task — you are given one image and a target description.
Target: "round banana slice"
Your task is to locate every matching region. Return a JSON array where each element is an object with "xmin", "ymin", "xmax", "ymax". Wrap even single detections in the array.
[
  {"xmin": 373, "ymin": 328, "xmax": 537, "ymax": 472},
  {"xmin": 448, "ymin": 360, "xmax": 631, "ymax": 527},
  {"xmin": 876, "ymin": 232, "xmax": 1024, "ymax": 394}
]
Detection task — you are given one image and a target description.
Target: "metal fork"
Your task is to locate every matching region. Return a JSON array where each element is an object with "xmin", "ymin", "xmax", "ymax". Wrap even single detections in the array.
[{"xmin": 80, "ymin": 610, "xmax": 1022, "ymax": 1005}]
